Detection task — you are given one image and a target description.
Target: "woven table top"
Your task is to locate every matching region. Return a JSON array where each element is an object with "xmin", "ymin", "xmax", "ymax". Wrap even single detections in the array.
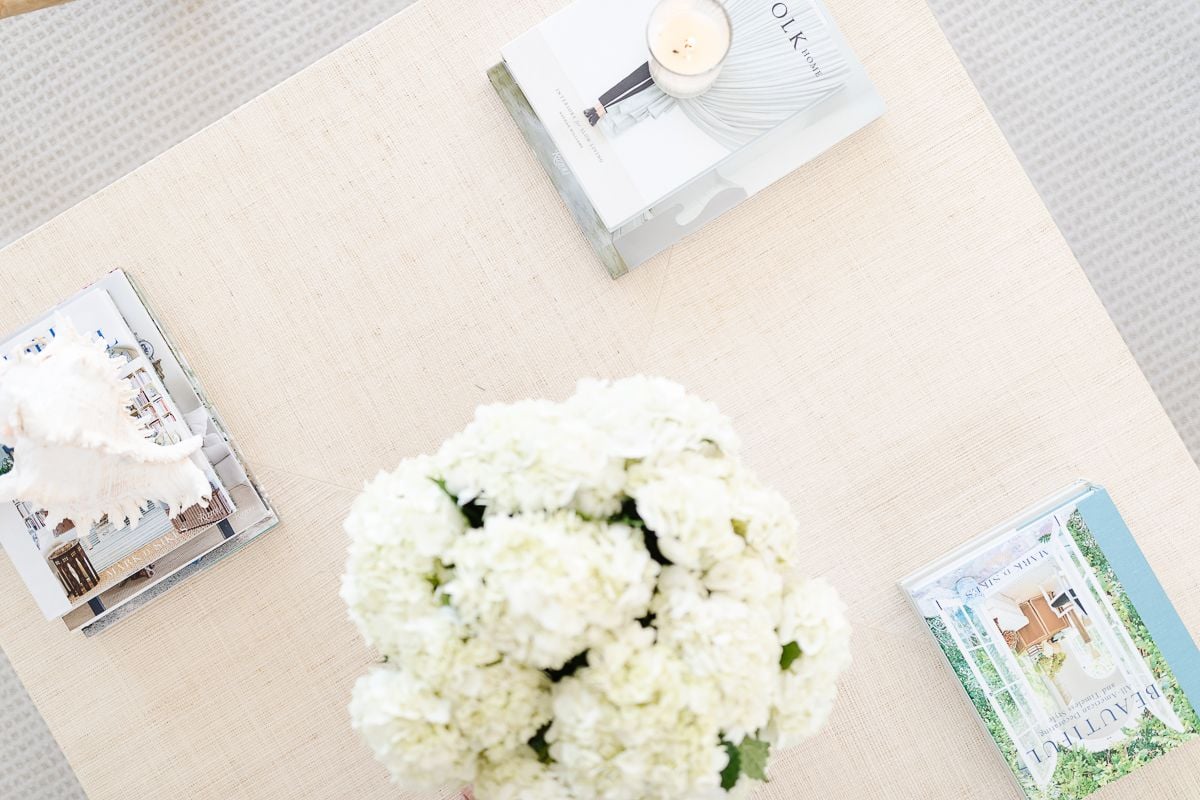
[{"xmin": 1, "ymin": 0, "xmax": 1198, "ymax": 798}]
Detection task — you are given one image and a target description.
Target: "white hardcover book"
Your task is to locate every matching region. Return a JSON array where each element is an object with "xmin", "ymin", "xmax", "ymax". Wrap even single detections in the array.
[{"xmin": 495, "ymin": 0, "xmax": 884, "ymax": 276}]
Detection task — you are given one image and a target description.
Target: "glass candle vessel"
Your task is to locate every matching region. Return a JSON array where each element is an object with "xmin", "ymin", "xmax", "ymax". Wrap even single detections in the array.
[{"xmin": 646, "ymin": 0, "xmax": 733, "ymax": 99}]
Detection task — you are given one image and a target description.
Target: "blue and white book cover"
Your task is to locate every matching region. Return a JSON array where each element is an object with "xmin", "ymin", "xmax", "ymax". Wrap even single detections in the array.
[{"xmin": 902, "ymin": 483, "xmax": 1200, "ymax": 799}]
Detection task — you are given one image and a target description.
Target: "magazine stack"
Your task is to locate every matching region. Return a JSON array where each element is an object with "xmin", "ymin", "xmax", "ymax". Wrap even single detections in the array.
[{"xmin": 0, "ymin": 271, "xmax": 277, "ymax": 635}]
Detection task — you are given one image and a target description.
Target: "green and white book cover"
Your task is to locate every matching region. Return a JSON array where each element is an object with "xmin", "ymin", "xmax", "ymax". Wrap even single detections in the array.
[{"xmin": 902, "ymin": 483, "xmax": 1200, "ymax": 799}]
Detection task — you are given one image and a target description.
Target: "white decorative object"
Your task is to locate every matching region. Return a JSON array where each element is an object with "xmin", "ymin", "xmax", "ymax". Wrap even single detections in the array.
[
  {"xmin": 342, "ymin": 376, "xmax": 851, "ymax": 800},
  {"xmin": 0, "ymin": 321, "xmax": 211, "ymax": 532},
  {"xmin": 647, "ymin": 0, "xmax": 733, "ymax": 99}
]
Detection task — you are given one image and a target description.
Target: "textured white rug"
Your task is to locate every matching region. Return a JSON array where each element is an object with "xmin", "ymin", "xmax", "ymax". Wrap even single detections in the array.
[
  {"xmin": 0, "ymin": 647, "xmax": 85, "ymax": 800},
  {"xmin": 927, "ymin": 0, "xmax": 1200, "ymax": 466},
  {"xmin": 0, "ymin": 0, "xmax": 412, "ymax": 250},
  {"xmin": 0, "ymin": 1, "xmax": 1197, "ymax": 798}
]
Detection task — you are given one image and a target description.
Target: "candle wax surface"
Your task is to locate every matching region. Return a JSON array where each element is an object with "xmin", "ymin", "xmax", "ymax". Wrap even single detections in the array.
[{"xmin": 649, "ymin": 5, "xmax": 732, "ymax": 76}]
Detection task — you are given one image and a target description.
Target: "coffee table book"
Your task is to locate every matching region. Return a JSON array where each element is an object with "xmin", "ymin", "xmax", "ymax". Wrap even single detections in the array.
[
  {"xmin": 0, "ymin": 271, "xmax": 278, "ymax": 635},
  {"xmin": 901, "ymin": 482, "xmax": 1200, "ymax": 799},
  {"xmin": 492, "ymin": 0, "xmax": 884, "ymax": 277}
]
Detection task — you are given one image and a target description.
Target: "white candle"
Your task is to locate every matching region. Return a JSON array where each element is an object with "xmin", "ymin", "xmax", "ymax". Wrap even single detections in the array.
[{"xmin": 647, "ymin": 0, "xmax": 733, "ymax": 99}]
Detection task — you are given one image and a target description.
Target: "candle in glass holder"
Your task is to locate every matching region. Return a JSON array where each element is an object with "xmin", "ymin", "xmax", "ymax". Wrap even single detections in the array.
[{"xmin": 646, "ymin": 0, "xmax": 733, "ymax": 99}]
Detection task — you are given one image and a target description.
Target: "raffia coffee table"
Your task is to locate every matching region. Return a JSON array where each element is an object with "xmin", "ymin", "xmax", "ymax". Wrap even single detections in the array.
[
  {"xmin": 1, "ymin": 0, "xmax": 1198, "ymax": 798},
  {"xmin": 0, "ymin": 0, "xmax": 70, "ymax": 18}
]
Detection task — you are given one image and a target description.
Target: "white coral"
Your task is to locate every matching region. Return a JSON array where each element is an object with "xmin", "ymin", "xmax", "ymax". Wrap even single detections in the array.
[{"xmin": 0, "ymin": 321, "xmax": 209, "ymax": 530}]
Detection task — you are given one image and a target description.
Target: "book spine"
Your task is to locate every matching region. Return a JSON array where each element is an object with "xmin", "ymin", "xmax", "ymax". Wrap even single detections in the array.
[{"xmin": 488, "ymin": 64, "xmax": 632, "ymax": 279}]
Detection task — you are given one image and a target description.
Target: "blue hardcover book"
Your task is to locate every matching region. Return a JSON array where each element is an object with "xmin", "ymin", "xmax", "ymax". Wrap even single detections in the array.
[{"xmin": 902, "ymin": 482, "xmax": 1200, "ymax": 799}]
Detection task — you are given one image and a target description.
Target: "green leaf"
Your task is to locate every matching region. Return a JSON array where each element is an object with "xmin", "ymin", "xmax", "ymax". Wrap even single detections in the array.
[
  {"xmin": 528, "ymin": 723, "xmax": 553, "ymax": 764},
  {"xmin": 641, "ymin": 529, "xmax": 672, "ymax": 566},
  {"xmin": 739, "ymin": 737, "xmax": 771, "ymax": 782},
  {"xmin": 429, "ymin": 477, "xmax": 485, "ymax": 528},
  {"xmin": 608, "ymin": 497, "xmax": 646, "ymax": 529},
  {"xmin": 719, "ymin": 739, "xmax": 740, "ymax": 790},
  {"xmin": 780, "ymin": 641, "xmax": 802, "ymax": 671},
  {"xmin": 429, "ymin": 476, "xmax": 455, "ymax": 501},
  {"xmin": 460, "ymin": 500, "xmax": 487, "ymax": 529},
  {"xmin": 543, "ymin": 650, "xmax": 589, "ymax": 683}
]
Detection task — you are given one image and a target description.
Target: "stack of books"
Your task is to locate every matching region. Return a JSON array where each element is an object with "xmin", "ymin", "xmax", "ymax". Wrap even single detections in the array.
[
  {"xmin": 0, "ymin": 271, "xmax": 277, "ymax": 635},
  {"xmin": 491, "ymin": 0, "xmax": 884, "ymax": 277}
]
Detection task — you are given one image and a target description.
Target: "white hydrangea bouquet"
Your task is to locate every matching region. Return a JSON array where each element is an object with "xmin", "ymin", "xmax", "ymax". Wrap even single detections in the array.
[{"xmin": 342, "ymin": 377, "xmax": 851, "ymax": 800}]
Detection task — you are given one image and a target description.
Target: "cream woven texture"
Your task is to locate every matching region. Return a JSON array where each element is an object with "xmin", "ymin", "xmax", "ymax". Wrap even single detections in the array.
[{"xmin": 1, "ymin": 0, "xmax": 1199, "ymax": 798}]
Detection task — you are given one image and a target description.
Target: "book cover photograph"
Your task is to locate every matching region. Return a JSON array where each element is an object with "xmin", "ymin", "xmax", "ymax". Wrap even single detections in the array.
[
  {"xmin": 903, "ymin": 484, "xmax": 1200, "ymax": 799},
  {"xmin": 0, "ymin": 271, "xmax": 277, "ymax": 634}
]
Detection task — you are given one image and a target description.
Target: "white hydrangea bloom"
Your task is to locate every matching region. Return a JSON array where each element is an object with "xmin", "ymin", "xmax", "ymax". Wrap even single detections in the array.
[
  {"xmin": 342, "ymin": 377, "xmax": 850, "ymax": 799},
  {"xmin": 437, "ymin": 400, "xmax": 624, "ymax": 516},
  {"xmin": 778, "ymin": 577, "xmax": 852, "ymax": 673},
  {"xmin": 653, "ymin": 567, "xmax": 780, "ymax": 740},
  {"xmin": 630, "ymin": 461, "xmax": 745, "ymax": 570},
  {"xmin": 340, "ymin": 456, "xmax": 466, "ymax": 656},
  {"xmin": 767, "ymin": 578, "xmax": 852, "ymax": 749},
  {"xmin": 350, "ymin": 633, "xmax": 553, "ymax": 789},
  {"xmin": 409, "ymin": 636, "xmax": 553, "ymax": 758},
  {"xmin": 550, "ymin": 626, "xmax": 728, "ymax": 800},
  {"xmin": 446, "ymin": 512, "xmax": 659, "ymax": 669},
  {"xmin": 770, "ymin": 671, "xmax": 842, "ymax": 749},
  {"xmin": 350, "ymin": 666, "xmax": 476, "ymax": 790},
  {"xmin": 568, "ymin": 376, "xmax": 740, "ymax": 460},
  {"xmin": 627, "ymin": 447, "xmax": 738, "ymax": 484},
  {"xmin": 702, "ymin": 552, "xmax": 784, "ymax": 609},
  {"xmin": 474, "ymin": 754, "xmax": 575, "ymax": 800},
  {"xmin": 728, "ymin": 477, "xmax": 800, "ymax": 570}
]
